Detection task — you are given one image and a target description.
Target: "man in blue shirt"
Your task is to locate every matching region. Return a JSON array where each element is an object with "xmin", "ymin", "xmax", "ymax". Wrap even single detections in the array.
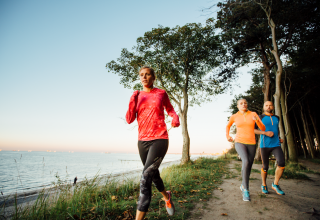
[{"xmin": 254, "ymin": 101, "xmax": 285, "ymax": 195}]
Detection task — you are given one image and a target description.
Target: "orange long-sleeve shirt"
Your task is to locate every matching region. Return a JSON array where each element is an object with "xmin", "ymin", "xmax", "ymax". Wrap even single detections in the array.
[{"xmin": 226, "ymin": 110, "xmax": 266, "ymax": 145}]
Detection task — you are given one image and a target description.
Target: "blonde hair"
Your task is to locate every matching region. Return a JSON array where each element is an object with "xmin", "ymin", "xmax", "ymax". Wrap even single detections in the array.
[{"xmin": 237, "ymin": 98, "xmax": 247, "ymax": 105}]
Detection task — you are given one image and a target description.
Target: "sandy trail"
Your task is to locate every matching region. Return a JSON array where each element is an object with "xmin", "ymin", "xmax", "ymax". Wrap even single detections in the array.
[{"xmin": 190, "ymin": 160, "xmax": 320, "ymax": 220}]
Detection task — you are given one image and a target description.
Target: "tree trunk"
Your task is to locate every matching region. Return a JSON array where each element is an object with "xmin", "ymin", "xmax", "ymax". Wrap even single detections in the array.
[
  {"xmin": 262, "ymin": 66, "xmax": 271, "ymax": 102},
  {"xmin": 300, "ymin": 103, "xmax": 315, "ymax": 158},
  {"xmin": 308, "ymin": 106, "xmax": 319, "ymax": 151},
  {"xmin": 255, "ymin": 135, "xmax": 262, "ymax": 161},
  {"xmin": 267, "ymin": 18, "xmax": 287, "ymax": 161},
  {"xmin": 180, "ymin": 78, "xmax": 190, "ymax": 164},
  {"xmin": 180, "ymin": 112, "xmax": 190, "ymax": 164},
  {"xmin": 280, "ymin": 86, "xmax": 297, "ymax": 162},
  {"xmin": 260, "ymin": 42, "xmax": 271, "ymax": 102},
  {"xmin": 294, "ymin": 111, "xmax": 307, "ymax": 158}
]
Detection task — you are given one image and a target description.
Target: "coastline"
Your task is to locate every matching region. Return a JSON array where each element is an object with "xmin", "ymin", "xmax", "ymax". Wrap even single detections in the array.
[{"xmin": 0, "ymin": 158, "xmax": 186, "ymax": 214}]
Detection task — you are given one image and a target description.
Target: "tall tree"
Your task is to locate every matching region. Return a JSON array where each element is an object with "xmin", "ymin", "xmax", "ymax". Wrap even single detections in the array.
[
  {"xmin": 215, "ymin": 0, "xmax": 297, "ymax": 102},
  {"xmin": 106, "ymin": 21, "xmax": 233, "ymax": 163}
]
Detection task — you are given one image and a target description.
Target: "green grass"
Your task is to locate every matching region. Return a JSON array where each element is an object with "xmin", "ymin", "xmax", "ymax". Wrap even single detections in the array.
[
  {"xmin": 7, "ymin": 157, "xmax": 229, "ymax": 220},
  {"xmin": 267, "ymin": 162, "xmax": 310, "ymax": 180},
  {"xmin": 251, "ymin": 169, "xmax": 260, "ymax": 173},
  {"xmin": 309, "ymin": 158, "xmax": 320, "ymax": 165}
]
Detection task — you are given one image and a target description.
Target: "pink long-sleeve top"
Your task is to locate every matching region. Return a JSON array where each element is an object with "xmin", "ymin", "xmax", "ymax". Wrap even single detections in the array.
[{"xmin": 126, "ymin": 88, "xmax": 180, "ymax": 141}]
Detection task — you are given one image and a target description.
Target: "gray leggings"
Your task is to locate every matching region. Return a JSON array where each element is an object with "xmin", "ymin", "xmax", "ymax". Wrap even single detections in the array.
[{"xmin": 235, "ymin": 142, "xmax": 256, "ymax": 190}]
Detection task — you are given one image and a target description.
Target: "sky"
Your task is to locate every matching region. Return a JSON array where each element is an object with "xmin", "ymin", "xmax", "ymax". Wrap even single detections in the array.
[{"xmin": 0, "ymin": 0, "xmax": 255, "ymax": 154}]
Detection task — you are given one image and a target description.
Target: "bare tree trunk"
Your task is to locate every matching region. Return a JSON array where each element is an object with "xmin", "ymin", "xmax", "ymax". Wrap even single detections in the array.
[
  {"xmin": 294, "ymin": 111, "xmax": 307, "ymax": 158},
  {"xmin": 180, "ymin": 112, "xmax": 190, "ymax": 164},
  {"xmin": 308, "ymin": 106, "xmax": 319, "ymax": 151},
  {"xmin": 262, "ymin": 65, "xmax": 271, "ymax": 102},
  {"xmin": 260, "ymin": 42, "xmax": 271, "ymax": 102},
  {"xmin": 300, "ymin": 103, "xmax": 315, "ymax": 158},
  {"xmin": 180, "ymin": 79, "xmax": 190, "ymax": 164},
  {"xmin": 281, "ymin": 86, "xmax": 297, "ymax": 162},
  {"xmin": 255, "ymin": 135, "xmax": 262, "ymax": 161},
  {"xmin": 266, "ymin": 17, "xmax": 288, "ymax": 161}
]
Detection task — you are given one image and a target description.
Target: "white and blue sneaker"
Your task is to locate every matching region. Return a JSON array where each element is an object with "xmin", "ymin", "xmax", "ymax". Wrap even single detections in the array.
[{"xmin": 240, "ymin": 184, "xmax": 251, "ymax": 201}]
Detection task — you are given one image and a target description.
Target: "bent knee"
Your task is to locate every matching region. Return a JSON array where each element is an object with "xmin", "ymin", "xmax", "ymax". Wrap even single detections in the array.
[
  {"xmin": 277, "ymin": 160, "xmax": 285, "ymax": 168},
  {"xmin": 261, "ymin": 167, "xmax": 268, "ymax": 173}
]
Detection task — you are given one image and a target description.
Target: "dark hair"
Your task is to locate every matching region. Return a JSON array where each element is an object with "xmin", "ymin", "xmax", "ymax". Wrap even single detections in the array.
[{"xmin": 139, "ymin": 66, "xmax": 156, "ymax": 79}]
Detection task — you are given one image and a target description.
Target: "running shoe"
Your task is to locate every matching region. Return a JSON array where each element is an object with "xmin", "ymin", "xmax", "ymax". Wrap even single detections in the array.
[
  {"xmin": 261, "ymin": 185, "xmax": 269, "ymax": 194},
  {"xmin": 165, "ymin": 191, "xmax": 175, "ymax": 216},
  {"xmin": 240, "ymin": 184, "xmax": 250, "ymax": 201},
  {"xmin": 272, "ymin": 182, "xmax": 285, "ymax": 195}
]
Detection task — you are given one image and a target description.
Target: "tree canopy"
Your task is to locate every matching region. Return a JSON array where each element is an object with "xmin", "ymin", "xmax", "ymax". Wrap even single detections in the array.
[{"xmin": 106, "ymin": 20, "xmax": 230, "ymax": 163}]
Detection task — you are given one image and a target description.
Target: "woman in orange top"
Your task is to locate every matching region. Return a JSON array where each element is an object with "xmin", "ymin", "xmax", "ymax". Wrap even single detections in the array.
[{"xmin": 226, "ymin": 99, "xmax": 265, "ymax": 201}]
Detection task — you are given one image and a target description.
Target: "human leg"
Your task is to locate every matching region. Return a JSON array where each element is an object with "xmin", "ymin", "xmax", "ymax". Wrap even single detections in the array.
[
  {"xmin": 136, "ymin": 139, "xmax": 168, "ymax": 216},
  {"xmin": 260, "ymin": 147, "xmax": 272, "ymax": 193},
  {"xmin": 271, "ymin": 147, "xmax": 285, "ymax": 195},
  {"xmin": 246, "ymin": 144, "xmax": 256, "ymax": 179},
  {"xmin": 235, "ymin": 143, "xmax": 256, "ymax": 190},
  {"xmin": 272, "ymin": 147, "xmax": 285, "ymax": 185}
]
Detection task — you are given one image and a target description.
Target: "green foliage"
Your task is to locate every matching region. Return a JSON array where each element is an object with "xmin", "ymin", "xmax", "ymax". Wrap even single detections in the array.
[
  {"xmin": 106, "ymin": 20, "xmax": 232, "ymax": 109},
  {"xmin": 267, "ymin": 162, "xmax": 310, "ymax": 180},
  {"xmin": 309, "ymin": 159, "xmax": 320, "ymax": 165},
  {"xmin": 228, "ymin": 68, "xmax": 265, "ymax": 115},
  {"xmin": 10, "ymin": 158, "xmax": 229, "ymax": 220}
]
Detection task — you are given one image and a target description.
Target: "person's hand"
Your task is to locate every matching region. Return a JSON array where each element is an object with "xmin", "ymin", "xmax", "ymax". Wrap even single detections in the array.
[
  {"xmin": 279, "ymin": 139, "xmax": 284, "ymax": 143},
  {"xmin": 132, "ymin": 90, "xmax": 140, "ymax": 98},
  {"xmin": 253, "ymin": 115, "xmax": 259, "ymax": 121},
  {"xmin": 130, "ymin": 90, "xmax": 140, "ymax": 103},
  {"xmin": 227, "ymin": 136, "xmax": 233, "ymax": 142},
  {"xmin": 264, "ymin": 131, "xmax": 274, "ymax": 137}
]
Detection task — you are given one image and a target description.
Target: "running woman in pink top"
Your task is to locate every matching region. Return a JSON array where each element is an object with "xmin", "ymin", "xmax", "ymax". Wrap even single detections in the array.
[{"xmin": 126, "ymin": 66, "xmax": 180, "ymax": 220}]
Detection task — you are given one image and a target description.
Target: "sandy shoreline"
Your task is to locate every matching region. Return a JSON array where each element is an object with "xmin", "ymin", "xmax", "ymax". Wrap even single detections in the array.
[{"xmin": 0, "ymin": 158, "xmax": 184, "ymax": 216}]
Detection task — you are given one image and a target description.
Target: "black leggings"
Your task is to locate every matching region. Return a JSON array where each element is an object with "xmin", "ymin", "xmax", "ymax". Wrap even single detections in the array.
[
  {"xmin": 137, "ymin": 139, "xmax": 168, "ymax": 212},
  {"xmin": 261, "ymin": 147, "xmax": 285, "ymax": 172}
]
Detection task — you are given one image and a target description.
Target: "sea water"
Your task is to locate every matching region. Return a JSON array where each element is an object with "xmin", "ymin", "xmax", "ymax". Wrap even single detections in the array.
[{"xmin": 0, "ymin": 151, "xmax": 201, "ymax": 196}]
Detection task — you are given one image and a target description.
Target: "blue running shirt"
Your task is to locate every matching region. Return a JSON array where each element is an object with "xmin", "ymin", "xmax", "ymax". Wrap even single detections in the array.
[{"xmin": 256, "ymin": 114, "xmax": 281, "ymax": 148}]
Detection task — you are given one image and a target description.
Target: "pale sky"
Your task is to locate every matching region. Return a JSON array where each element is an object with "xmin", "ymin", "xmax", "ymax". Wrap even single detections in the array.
[{"xmin": 0, "ymin": 0, "xmax": 255, "ymax": 154}]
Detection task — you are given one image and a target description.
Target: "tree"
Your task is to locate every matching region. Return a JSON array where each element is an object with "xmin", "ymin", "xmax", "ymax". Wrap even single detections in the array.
[
  {"xmin": 106, "ymin": 21, "xmax": 233, "ymax": 163},
  {"xmin": 215, "ymin": 0, "xmax": 297, "ymax": 102}
]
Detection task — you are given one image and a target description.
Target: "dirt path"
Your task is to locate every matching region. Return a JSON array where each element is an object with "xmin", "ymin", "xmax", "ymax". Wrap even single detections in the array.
[{"xmin": 190, "ymin": 160, "xmax": 320, "ymax": 220}]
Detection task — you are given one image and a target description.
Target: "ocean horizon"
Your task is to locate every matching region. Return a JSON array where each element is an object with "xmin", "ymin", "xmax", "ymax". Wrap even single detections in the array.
[{"xmin": 0, "ymin": 151, "xmax": 209, "ymax": 196}]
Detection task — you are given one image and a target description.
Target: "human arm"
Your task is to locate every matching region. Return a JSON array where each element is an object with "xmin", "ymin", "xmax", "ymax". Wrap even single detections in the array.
[
  {"xmin": 163, "ymin": 92, "xmax": 180, "ymax": 127},
  {"xmin": 125, "ymin": 91, "xmax": 139, "ymax": 124},
  {"xmin": 279, "ymin": 139, "xmax": 284, "ymax": 143},
  {"xmin": 253, "ymin": 113, "xmax": 266, "ymax": 131},
  {"xmin": 226, "ymin": 116, "xmax": 234, "ymax": 142},
  {"xmin": 254, "ymin": 129, "xmax": 274, "ymax": 137}
]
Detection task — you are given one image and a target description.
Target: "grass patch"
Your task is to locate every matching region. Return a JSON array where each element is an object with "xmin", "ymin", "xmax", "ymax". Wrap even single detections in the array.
[
  {"xmin": 267, "ymin": 162, "xmax": 310, "ymax": 180},
  {"xmin": 309, "ymin": 159, "xmax": 320, "ymax": 165},
  {"xmin": 8, "ymin": 157, "xmax": 229, "ymax": 220},
  {"xmin": 234, "ymin": 164, "xmax": 241, "ymax": 173},
  {"xmin": 258, "ymin": 193, "xmax": 267, "ymax": 198},
  {"xmin": 251, "ymin": 169, "xmax": 260, "ymax": 173}
]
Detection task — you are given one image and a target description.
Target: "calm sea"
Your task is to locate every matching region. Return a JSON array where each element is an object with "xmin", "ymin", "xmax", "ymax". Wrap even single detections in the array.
[{"xmin": 0, "ymin": 151, "xmax": 201, "ymax": 196}]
